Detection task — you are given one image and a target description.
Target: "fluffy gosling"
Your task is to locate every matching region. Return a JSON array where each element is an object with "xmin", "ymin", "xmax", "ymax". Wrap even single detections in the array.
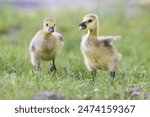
[
  {"xmin": 29, "ymin": 17, "xmax": 64, "ymax": 72},
  {"xmin": 79, "ymin": 13, "xmax": 122, "ymax": 79}
]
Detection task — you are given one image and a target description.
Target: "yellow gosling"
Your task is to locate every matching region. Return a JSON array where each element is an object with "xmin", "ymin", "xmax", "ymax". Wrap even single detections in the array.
[
  {"xmin": 79, "ymin": 13, "xmax": 122, "ymax": 79},
  {"xmin": 29, "ymin": 17, "xmax": 64, "ymax": 72}
]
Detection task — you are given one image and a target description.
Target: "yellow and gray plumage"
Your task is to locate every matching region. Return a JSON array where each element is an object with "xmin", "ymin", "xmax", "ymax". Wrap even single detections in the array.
[
  {"xmin": 29, "ymin": 17, "xmax": 64, "ymax": 72},
  {"xmin": 79, "ymin": 13, "xmax": 122, "ymax": 79}
]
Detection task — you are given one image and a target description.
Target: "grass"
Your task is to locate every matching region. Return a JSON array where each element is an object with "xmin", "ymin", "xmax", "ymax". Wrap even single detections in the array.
[{"xmin": 0, "ymin": 4, "xmax": 150, "ymax": 100}]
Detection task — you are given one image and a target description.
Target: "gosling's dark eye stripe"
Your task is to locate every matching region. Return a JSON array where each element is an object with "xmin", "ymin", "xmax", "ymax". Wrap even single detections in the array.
[
  {"xmin": 87, "ymin": 19, "xmax": 92, "ymax": 23},
  {"xmin": 46, "ymin": 23, "xmax": 48, "ymax": 26}
]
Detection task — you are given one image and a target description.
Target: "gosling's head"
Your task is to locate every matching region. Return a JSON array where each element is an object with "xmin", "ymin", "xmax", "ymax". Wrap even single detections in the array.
[
  {"xmin": 43, "ymin": 17, "xmax": 56, "ymax": 33},
  {"xmin": 79, "ymin": 13, "xmax": 99, "ymax": 31}
]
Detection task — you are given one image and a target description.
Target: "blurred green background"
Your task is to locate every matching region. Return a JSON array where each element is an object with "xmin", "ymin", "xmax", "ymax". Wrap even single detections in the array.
[{"xmin": 0, "ymin": 0, "xmax": 150, "ymax": 99}]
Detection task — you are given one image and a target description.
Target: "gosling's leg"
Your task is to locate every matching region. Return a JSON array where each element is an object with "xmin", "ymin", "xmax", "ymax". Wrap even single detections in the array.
[
  {"xmin": 31, "ymin": 55, "xmax": 40, "ymax": 71},
  {"xmin": 32, "ymin": 57, "xmax": 41, "ymax": 71},
  {"xmin": 108, "ymin": 63, "xmax": 116, "ymax": 79},
  {"xmin": 48, "ymin": 59, "xmax": 57, "ymax": 73},
  {"xmin": 110, "ymin": 71, "xmax": 115, "ymax": 78},
  {"xmin": 35, "ymin": 63, "xmax": 40, "ymax": 71},
  {"xmin": 91, "ymin": 70, "xmax": 96, "ymax": 82}
]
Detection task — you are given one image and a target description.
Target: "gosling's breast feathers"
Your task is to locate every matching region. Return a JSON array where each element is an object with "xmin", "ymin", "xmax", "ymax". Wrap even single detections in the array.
[{"xmin": 30, "ymin": 30, "xmax": 63, "ymax": 60}]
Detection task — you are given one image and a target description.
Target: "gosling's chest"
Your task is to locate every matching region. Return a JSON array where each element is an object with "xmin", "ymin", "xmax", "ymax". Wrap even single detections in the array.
[
  {"xmin": 37, "ymin": 38, "xmax": 58, "ymax": 60},
  {"xmin": 38, "ymin": 34, "xmax": 57, "ymax": 51},
  {"xmin": 42, "ymin": 39, "xmax": 56, "ymax": 50},
  {"xmin": 81, "ymin": 38, "xmax": 100, "ymax": 53}
]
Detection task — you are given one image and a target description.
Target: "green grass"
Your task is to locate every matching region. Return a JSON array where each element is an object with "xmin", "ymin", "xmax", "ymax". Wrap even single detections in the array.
[{"xmin": 0, "ymin": 5, "xmax": 150, "ymax": 99}]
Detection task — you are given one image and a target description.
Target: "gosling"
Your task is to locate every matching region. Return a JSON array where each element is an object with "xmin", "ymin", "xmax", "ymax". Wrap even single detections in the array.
[
  {"xmin": 79, "ymin": 13, "xmax": 122, "ymax": 79},
  {"xmin": 29, "ymin": 17, "xmax": 64, "ymax": 72}
]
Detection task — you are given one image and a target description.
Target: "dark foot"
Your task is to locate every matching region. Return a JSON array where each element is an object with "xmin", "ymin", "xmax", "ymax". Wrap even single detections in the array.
[
  {"xmin": 110, "ymin": 71, "xmax": 115, "ymax": 78},
  {"xmin": 48, "ymin": 59, "xmax": 57, "ymax": 74},
  {"xmin": 91, "ymin": 70, "xmax": 96, "ymax": 82},
  {"xmin": 48, "ymin": 64, "xmax": 57, "ymax": 73}
]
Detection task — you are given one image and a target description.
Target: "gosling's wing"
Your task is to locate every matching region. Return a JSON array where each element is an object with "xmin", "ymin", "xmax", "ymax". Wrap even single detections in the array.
[
  {"xmin": 53, "ymin": 32, "xmax": 64, "ymax": 56},
  {"xmin": 29, "ymin": 43, "xmax": 35, "ymax": 52},
  {"xmin": 29, "ymin": 30, "xmax": 42, "ymax": 52},
  {"xmin": 98, "ymin": 35, "xmax": 121, "ymax": 44},
  {"xmin": 54, "ymin": 32, "xmax": 64, "ymax": 42},
  {"xmin": 58, "ymin": 33, "xmax": 64, "ymax": 42}
]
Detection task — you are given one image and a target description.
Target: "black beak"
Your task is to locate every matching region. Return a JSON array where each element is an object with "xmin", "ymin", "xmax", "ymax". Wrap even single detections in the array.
[
  {"xmin": 48, "ymin": 27, "xmax": 54, "ymax": 32},
  {"xmin": 79, "ymin": 22, "xmax": 87, "ymax": 30}
]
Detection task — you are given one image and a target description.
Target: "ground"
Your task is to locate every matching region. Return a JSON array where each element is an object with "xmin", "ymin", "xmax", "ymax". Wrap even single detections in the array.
[{"xmin": 0, "ymin": 2, "xmax": 149, "ymax": 99}]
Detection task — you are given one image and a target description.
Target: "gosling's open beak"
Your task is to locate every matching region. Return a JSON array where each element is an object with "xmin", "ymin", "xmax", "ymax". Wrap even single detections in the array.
[
  {"xmin": 48, "ymin": 27, "xmax": 54, "ymax": 32},
  {"xmin": 79, "ymin": 22, "xmax": 87, "ymax": 30}
]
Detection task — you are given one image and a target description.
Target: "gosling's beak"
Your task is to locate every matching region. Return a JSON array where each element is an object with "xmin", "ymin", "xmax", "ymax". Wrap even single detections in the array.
[
  {"xmin": 48, "ymin": 27, "xmax": 54, "ymax": 32},
  {"xmin": 79, "ymin": 22, "xmax": 87, "ymax": 30}
]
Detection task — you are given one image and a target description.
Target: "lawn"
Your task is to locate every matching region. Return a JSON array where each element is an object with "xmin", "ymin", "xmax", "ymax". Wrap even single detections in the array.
[{"xmin": 0, "ymin": 4, "xmax": 149, "ymax": 99}]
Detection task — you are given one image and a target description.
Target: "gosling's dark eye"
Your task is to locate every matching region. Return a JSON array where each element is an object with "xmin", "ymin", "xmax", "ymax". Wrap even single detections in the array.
[
  {"xmin": 46, "ymin": 23, "xmax": 48, "ymax": 26},
  {"xmin": 87, "ymin": 19, "xmax": 92, "ymax": 23}
]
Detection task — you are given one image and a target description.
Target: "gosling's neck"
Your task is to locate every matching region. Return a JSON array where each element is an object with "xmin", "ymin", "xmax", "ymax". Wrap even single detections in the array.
[
  {"xmin": 87, "ymin": 25, "xmax": 99, "ymax": 40},
  {"xmin": 87, "ymin": 29, "xmax": 98, "ymax": 39}
]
